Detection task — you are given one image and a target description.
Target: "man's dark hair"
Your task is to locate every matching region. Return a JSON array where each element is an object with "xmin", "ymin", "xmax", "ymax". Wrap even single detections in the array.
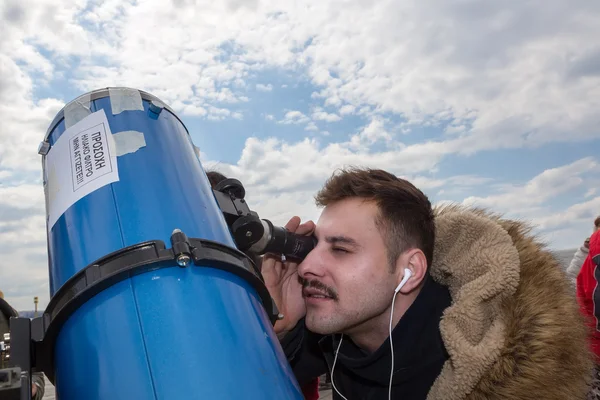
[
  {"xmin": 206, "ymin": 170, "xmax": 228, "ymax": 188},
  {"xmin": 595, "ymin": 216, "xmax": 600, "ymax": 229},
  {"xmin": 315, "ymin": 167, "xmax": 435, "ymax": 271}
]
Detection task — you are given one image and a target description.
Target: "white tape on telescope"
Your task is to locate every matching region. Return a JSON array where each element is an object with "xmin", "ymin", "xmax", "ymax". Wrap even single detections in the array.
[
  {"xmin": 63, "ymin": 93, "xmax": 92, "ymax": 129},
  {"xmin": 109, "ymin": 88, "xmax": 144, "ymax": 115},
  {"xmin": 112, "ymin": 130, "xmax": 146, "ymax": 156}
]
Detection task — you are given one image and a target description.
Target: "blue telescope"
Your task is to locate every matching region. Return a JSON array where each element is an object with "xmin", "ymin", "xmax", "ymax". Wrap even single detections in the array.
[{"xmin": 17, "ymin": 87, "xmax": 313, "ymax": 399}]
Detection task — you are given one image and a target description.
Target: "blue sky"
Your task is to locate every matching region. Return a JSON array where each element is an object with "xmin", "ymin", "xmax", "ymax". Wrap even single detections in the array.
[{"xmin": 1, "ymin": 0, "xmax": 600, "ymax": 310}]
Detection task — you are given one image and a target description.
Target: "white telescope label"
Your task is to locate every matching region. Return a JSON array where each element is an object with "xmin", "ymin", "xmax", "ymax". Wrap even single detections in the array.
[{"xmin": 45, "ymin": 109, "xmax": 120, "ymax": 230}]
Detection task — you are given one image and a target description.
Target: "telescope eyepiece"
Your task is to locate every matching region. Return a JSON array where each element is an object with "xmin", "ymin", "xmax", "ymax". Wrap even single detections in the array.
[{"xmin": 232, "ymin": 219, "xmax": 316, "ymax": 262}]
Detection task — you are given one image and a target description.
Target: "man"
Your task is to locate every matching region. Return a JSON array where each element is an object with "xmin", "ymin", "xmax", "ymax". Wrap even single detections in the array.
[
  {"xmin": 0, "ymin": 290, "xmax": 45, "ymax": 400},
  {"xmin": 263, "ymin": 167, "xmax": 593, "ymax": 399}
]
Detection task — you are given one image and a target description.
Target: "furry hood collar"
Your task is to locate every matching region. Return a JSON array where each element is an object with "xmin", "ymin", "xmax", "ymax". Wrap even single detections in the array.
[{"xmin": 426, "ymin": 205, "xmax": 593, "ymax": 400}]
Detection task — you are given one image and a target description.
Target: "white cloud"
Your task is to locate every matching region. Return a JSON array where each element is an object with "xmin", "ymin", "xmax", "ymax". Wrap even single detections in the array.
[
  {"xmin": 296, "ymin": 0, "xmax": 600, "ymax": 151},
  {"xmin": 0, "ymin": 0, "xmax": 94, "ymax": 58},
  {"xmin": 0, "ymin": 184, "xmax": 47, "ymax": 309},
  {"xmin": 311, "ymin": 107, "xmax": 342, "ymax": 122},
  {"xmin": 585, "ymin": 188, "xmax": 597, "ymax": 198},
  {"xmin": 405, "ymin": 175, "xmax": 494, "ymax": 191},
  {"xmin": 348, "ymin": 117, "xmax": 394, "ymax": 149},
  {"xmin": 0, "ymin": 184, "xmax": 45, "ymax": 212},
  {"xmin": 530, "ymin": 196, "xmax": 600, "ymax": 231},
  {"xmin": 462, "ymin": 157, "xmax": 599, "ymax": 212},
  {"xmin": 279, "ymin": 110, "xmax": 310, "ymax": 125},
  {"xmin": 305, "ymin": 121, "xmax": 319, "ymax": 131},
  {"xmin": 445, "ymin": 124, "xmax": 467, "ymax": 135},
  {"xmin": 0, "ymin": 55, "xmax": 65, "ymax": 173},
  {"xmin": 256, "ymin": 83, "xmax": 273, "ymax": 92},
  {"xmin": 339, "ymin": 105, "xmax": 356, "ymax": 115},
  {"xmin": 0, "ymin": 0, "xmax": 73, "ymax": 310},
  {"xmin": 181, "ymin": 104, "xmax": 207, "ymax": 116},
  {"xmin": 205, "ymin": 106, "xmax": 244, "ymax": 121},
  {"xmin": 4, "ymin": 0, "xmax": 598, "ymax": 151},
  {"xmin": 204, "ymin": 131, "xmax": 471, "ymax": 224},
  {"xmin": 449, "ymin": 157, "xmax": 600, "ymax": 249}
]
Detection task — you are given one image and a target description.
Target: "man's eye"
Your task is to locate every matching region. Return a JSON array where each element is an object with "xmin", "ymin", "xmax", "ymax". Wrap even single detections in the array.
[{"xmin": 332, "ymin": 247, "xmax": 349, "ymax": 253}]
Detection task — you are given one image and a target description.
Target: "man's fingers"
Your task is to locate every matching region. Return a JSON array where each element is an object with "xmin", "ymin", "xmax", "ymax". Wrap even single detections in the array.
[
  {"xmin": 284, "ymin": 216, "xmax": 315, "ymax": 236},
  {"xmin": 261, "ymin": 254, "xmax": 282, "ymax": 274},
  {"xmin": 284, "ymin": 216, "xmax": 301, "ymax": 231},
  {"xmin": 296, "ymin": 220, "xmax": 316, "ymax": 236}
]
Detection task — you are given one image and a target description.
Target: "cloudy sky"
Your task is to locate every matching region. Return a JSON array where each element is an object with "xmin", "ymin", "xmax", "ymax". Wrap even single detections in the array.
[{"xmin": 1, "ymin": 0, "xmax": 600, "ymax": 311}]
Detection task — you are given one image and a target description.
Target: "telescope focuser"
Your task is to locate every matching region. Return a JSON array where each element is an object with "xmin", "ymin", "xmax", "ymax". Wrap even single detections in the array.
[{"xmin": 212, "ymin": 179, "xmax": 317, "ymax": 262}]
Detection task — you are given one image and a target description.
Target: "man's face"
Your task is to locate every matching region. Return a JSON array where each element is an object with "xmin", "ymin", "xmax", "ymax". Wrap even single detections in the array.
[{"xmin": 297, "ymin": 197, "xmax": 396, "ymax": 336}]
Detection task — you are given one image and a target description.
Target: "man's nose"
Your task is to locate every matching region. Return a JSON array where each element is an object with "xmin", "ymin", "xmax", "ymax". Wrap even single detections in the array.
[{"xmin": 298, "ymin": 247, "xmax": 324, "ymax": 279}]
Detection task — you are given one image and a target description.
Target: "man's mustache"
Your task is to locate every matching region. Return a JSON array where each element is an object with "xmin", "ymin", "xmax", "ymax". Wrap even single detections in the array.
[{"xmin": 300, "ymin": 277, "xmax": 339, "ymax": 300}]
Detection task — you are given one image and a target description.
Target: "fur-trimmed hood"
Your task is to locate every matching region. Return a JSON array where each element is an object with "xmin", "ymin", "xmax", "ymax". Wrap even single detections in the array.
[{"xmin": 427, "ymin": 205, "xmax": 594, "ymax": 400}]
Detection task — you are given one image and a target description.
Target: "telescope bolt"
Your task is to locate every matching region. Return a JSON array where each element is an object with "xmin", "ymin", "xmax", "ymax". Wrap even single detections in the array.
[
  {"xmin": 176, "ymin": 254, "xmax": 191, "ymax": 267},
  {"xmin": 246, "ymin": 231, "xmax": 253, "ymax": 238},
  {"xmin": 171, "ymin": 229, "xmax": 192, "ymax": 268}
]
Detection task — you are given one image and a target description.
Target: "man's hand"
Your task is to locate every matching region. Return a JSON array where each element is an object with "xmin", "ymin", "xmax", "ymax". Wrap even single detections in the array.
[{"xmin": 261, "ymin": 216, "xmax": 315, "ymax": 337}]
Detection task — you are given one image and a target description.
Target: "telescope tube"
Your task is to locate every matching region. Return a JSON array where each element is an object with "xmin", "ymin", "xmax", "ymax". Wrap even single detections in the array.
[{"xmin": 38, "ymin": 88, "xmax": 303, "ymax": 399}]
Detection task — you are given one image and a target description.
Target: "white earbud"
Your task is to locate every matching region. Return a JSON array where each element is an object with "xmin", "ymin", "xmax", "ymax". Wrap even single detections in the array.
[{"xmin": 394, "ymin": 268, "xmax": 412, "ymax": 293}]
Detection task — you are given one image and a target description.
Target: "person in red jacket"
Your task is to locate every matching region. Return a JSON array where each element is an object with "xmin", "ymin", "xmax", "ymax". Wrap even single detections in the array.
[{"xmin": 576, "ymin": 229, "xmax": 600, "ymax": 399}]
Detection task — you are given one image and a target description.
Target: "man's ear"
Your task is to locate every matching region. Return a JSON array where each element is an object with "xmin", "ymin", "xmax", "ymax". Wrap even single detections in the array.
[{"xmin": 394, "ymin": 249, "xmax": 427, "ymax": 294}]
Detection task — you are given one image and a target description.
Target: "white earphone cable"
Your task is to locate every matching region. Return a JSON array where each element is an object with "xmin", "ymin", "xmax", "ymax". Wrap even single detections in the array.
[
  {"xmin": 388, "ymin": 268, "xmax": 410, "ymax": 399},
  {"xmin": 331, "ymin": 335, "xmax": 349, "ymax": 400},
  {"xmin": 389, "ymin": 290, "xmax": 400, "ymax": 400}
]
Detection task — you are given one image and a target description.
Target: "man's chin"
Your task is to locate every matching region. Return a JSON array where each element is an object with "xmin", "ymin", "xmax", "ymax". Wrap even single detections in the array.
[{"xmin": 305, "ymin": 312, "xmax": 339, "ymax": 335}]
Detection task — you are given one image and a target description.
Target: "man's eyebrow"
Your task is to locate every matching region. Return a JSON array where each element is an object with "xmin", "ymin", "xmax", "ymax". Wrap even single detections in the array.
[{"xmin": 324, "ymin": 235, "xmax": 360, "ymax": 247}]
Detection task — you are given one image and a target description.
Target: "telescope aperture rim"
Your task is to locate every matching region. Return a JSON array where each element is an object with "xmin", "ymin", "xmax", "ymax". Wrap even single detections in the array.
[
  {"xmin": 33, "ymin": 232, "xmax": 277, "ymax": 384},
  {"xmin": 41, "ymin": 87, "xmax": 188, "ymax": 145}
]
